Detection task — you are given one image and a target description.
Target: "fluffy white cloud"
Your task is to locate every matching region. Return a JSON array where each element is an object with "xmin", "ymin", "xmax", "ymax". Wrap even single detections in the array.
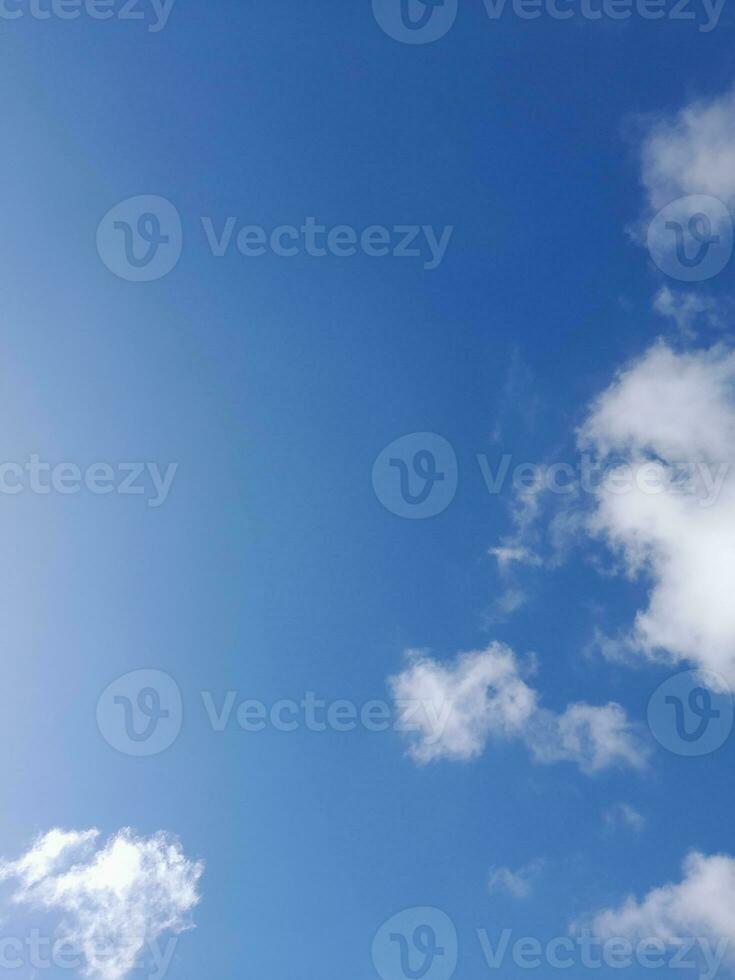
[
  {"xmin": 579, "ymin": 341, "xmax": 735, "ymax": 687},
  {"xmin": 633, "ymin": 90, "xmax": 735, "ymax": 282},
  {"xmin": 640, "ymin": 89, "xmax": 735, "ymax": 212},
  {"xmin": 388, "ymin": 644, "xmax": 647, "ymax": 772},
  {"xmin": 0, "ymin": 828, "xmax": 203, "ymax": 980},
  {"xmin": 525, "ymin": 702, "xmax": 647, "ymax": 773},
  {"xmin": 583, "ymin": 851, "xmax": 735, "ymax": 963},
  {"xmin": 389, "ymin": 645, "xmax": 537, "ymax": 764},
  {"xmin": 488, "ymin": 860, "xmax": 543, "ymax": 899}
]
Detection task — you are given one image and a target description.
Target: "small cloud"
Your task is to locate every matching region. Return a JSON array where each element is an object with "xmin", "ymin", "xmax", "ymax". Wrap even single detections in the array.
[
  {"xmin": 489, "ymin": 546, "xmax": 542, "ymax": 569},
  {"xmin": 603, "ymin": 802, "xmax": 646, "ymax": 833},
  {"xmin": 488, "ymin": 860, "xmax": 544, "ymax": 899},
  {"xmin": 485, "ymin": 587, "xmax": 528, "ymax": 625},
  {"xmin": 490, "ymin": 349, "xmax": 543, "ymax": 445}
]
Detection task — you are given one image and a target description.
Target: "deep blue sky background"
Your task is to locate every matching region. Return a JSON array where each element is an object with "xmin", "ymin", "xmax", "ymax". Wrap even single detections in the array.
[{"xmin": 0, "ymin": 3, "xmax": 734, "ymax": 978}]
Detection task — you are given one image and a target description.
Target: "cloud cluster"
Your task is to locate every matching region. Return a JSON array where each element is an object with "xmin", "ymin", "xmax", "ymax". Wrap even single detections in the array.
[
  {"xmin": 583, "ymin": 851, "xmax": 735, "ymax": 963},
  {"xmin": 635, "ymin": 89, "xmax": 735, "ymax": 299},
  {"xmin": 579, "ymin": 341, "xmax": 735, "ymax": 687},
  {"xmin": 640, "ymin": 88, "xmax": 735, "ymax": 212},
  {"xmin": 388, "ymin": 644, "xmax": 647, "ymax": 773},
  {"xmin": 0, "ymin": 828, "xmax": 203, "ymax": 980}
]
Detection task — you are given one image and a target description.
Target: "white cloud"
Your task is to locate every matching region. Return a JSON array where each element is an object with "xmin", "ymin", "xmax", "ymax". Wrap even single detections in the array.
[
  {"xmin": 640, "ymin": 89, "xmax": 735, "ymax": 212},
  {"xmin": 388, "ymin": 644, "xmax": 647, "ymax": 773},
  {"xmin": 603, "ymin": 802, "xmax": 645, "ymax": 833},
  {"xmin": 485, "ymin": 587, "xmax": 529, "ymax": 625},
  {"xmin": 632, "ymin": 90, "xmax": 735, "ymax": 281},
  {"xmin": 579, "ymin": 341, "xmax": 735, "ymax": 687},
  {"xmin": 525, "ymin": 702, "xmax": 648, "ymax": 773},
  {"xmin": 581, "ymin": 851, "xmax": 735, "ymax": 965},
  {"xmin": 486, "ymin": 543, "xmax": 542, "ymax": 624},
  {"xmin": 0, "ymin": 828, "xmax": 203, "ymax": 980},
  {"xmin": 389, "ymin": 645, "xmax": 537, "ymax": 764},
  {"xmin": 488, "ymin": 860, "xmax": 543, "ymax": 899},
  {"xmin": 654, "ymin": 287, "xmax": 725, "ymax": 337},
  {"xmin": 489, "ymin": 546, "xmax": 542, "ymax": 569}
]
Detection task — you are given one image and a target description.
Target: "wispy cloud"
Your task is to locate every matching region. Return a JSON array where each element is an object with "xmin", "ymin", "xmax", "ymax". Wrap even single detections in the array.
[
  {"xmin": 603, "ymin": 802, "xmax": 645, "ymax": 833},
  {"xmin": 488, "ymin": 860, "xmax": 544, "ymax": 899},
  {"xmin": 653, "ymin": 287, "xmax": 726, "ymax": 338}
]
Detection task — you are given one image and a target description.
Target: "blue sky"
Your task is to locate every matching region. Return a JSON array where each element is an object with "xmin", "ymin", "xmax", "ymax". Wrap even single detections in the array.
[{"xmin": 2, "ymin": 3, "xmax": 735, "ymax": 980}]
